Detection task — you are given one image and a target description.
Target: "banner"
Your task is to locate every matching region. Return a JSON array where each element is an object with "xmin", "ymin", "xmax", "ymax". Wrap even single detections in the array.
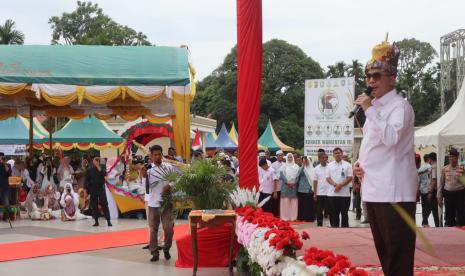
[
  {"xmin": 304, "ymin": 77, "xmax": 355, "ymax": 156},
  {"xmin": 0, "ymin": 144, "xmax": 26, "ymax": 156}
]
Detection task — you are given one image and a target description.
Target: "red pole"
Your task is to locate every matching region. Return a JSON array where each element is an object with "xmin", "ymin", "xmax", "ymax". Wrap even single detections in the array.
[{"xmin": 236, "ymin": 0, "xmax": 262, "ymax": 189}]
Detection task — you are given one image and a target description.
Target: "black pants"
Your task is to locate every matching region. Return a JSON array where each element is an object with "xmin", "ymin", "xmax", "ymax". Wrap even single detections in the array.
[
  {"xmin": 297, "ymin": 192, "xmax": 315, "ymax": 221},
  {"xmin": 328, "ymin": 196, "xmax": 350, "ymax": 227},
  {"xmin": 90, "ymin": 191, "xmax": 110, "ymax": 221},
  {"xmin": 0, "ymin": 188, "xmax": 10, "ymax": 220},
  {"xmin": 316, "ymin": 195, "xmax": 327, "ymax": 226},
  {"xmin": 420, "ymin": 193, "xmax": 439, "ymax": 226},
  {"xmin": 259, "ymin": 192, "xmax": 273, "ymax": 213},
  {"xmin": 271, "ymin": 191, "xmax": 280, "ymax": 217},
  {"xmin": 444, "ymin": 189, "xmax": 465, "ymax": 227},
  {"xmin": 367, "ymin": 202, "xmax": 416, "ymax": 276}
]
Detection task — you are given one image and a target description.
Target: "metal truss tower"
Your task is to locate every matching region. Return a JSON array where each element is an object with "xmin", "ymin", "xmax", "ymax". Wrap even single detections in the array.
[{"xmin": 440, "ymin": 29, "xmax": 465, "ymax": 113}]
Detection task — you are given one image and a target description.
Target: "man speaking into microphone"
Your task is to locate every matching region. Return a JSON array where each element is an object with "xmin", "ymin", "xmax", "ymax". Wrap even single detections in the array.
[{"xmin": 353, "ymin": 38, "xmax": 417, "ymax": 276}]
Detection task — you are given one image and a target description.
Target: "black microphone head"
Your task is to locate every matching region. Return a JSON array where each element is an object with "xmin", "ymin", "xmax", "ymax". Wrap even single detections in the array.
[{"xmin": 365, "ymin": 86, "xmax": 373, "ymax": 96}]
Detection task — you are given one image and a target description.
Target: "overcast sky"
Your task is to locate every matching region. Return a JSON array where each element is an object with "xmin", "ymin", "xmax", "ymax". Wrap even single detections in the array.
[{"xmin": 1, "ymin": 0, "xmax": 464, "ymax": 80}]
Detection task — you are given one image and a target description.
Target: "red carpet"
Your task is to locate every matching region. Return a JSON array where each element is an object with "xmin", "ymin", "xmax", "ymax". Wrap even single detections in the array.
[
  {"xmin": 0, "ymin": 224, "xmax": 189, "ymax": 262},
  {"xmin": 296, "ymin": 227, "xmax": 465, "ymax": 267}
]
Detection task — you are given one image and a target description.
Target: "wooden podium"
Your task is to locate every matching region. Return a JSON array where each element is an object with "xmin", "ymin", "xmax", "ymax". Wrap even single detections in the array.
[{"xmin": 188, "ymin": 210, "xmax": 236, "ymax": 276}]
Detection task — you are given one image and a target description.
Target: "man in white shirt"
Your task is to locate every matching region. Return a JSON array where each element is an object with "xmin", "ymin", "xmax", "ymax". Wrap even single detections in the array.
[
  {"xmin": 270, "ymin": 150, "xmax": 285, "ymax": 217},
  {"xmin": 146, "ymin": 145, "xmax": 175, "ymax": 262},
  {"xmin": 326, "ymin": 147, "xmax": 353, "ymax": 227},
  {"xmin": 354, "ymin": 40, "xmax": 417, "ymax": 276},
  {"xmin": 313, "ymin": 150, "xmax": 330, "ymax": 226},
  {"xmin": 258, "ymin": 159, "xmax": 278, "ymax": 213}
]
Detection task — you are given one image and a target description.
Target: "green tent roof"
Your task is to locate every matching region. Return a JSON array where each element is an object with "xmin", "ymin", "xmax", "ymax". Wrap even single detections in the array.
[
  {"xmin": 0, "ymin": 45, "xmax": 190, "ymax": 86},
  {"xmin": 0, "ymin": 116, "xmax": 48, "ymax": 144},
  {"xmin": 258, "ymin": 121, "xmax": 294, "ymax": 152},
  {"xmin": 258, "ymin": 122, "xmax": 281, "ymax": 152},
  {"xmin": 52, "ymin": 117, "xmax": 123, "ymax": 143}
]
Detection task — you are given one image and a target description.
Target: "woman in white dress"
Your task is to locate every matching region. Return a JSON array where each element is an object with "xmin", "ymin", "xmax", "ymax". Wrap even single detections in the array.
[
  {"xmin": 38, "ymin": 158, "xmax": 57, "ymax": 191},
  {"xmin": 58, "ymin": 157, "xmax": 74, "ymax": 191}
]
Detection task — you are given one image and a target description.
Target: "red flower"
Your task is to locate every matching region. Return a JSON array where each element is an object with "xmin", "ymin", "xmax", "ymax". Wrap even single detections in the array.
[
  {"xmin": 301, "ymin": 231, "xmax": 310, "ymax": 240},
  {"xmin": 348, "ymin": 269, "xmax": 369, "ymax": 276}
]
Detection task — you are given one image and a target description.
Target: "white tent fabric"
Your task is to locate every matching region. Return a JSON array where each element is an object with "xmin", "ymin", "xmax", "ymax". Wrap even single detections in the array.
[{"xmin": 415, "ymin": 79, "xmax": 465, "ymax": 183}]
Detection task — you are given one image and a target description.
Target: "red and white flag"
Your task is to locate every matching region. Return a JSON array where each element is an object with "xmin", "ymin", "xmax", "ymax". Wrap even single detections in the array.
[{"xmin": 192, "ymin": 129, "xmax": 202, "ymax": 150}]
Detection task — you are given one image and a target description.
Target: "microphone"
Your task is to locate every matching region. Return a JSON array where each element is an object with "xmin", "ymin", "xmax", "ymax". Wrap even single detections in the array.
[{"xmin": 348, "ymin": 86, "xmax": 373, "ymax": 118}]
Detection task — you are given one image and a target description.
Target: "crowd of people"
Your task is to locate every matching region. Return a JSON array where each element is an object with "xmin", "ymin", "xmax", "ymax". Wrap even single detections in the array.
[
  {"xmin": 257, "ymin": 148, "xmax": 362, "ymax": 227},
  {"xmin": 0, "ymin": 152, "xmax": 110, "ymax": 223}
]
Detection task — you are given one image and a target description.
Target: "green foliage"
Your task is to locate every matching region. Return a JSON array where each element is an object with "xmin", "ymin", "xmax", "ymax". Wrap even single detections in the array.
[
  {"xmin": 235, "ymin": 246, "xmax": 262, "ymax": 276},
  {"xmin": 396, "ymin": 38, "xmax": 440, "ymax": 125},
  {"xmin": 0, "ymin": 19, "xmax": 25, "ymax": 45},
  {"xmin": 172, "ymin": 159, "xmax": 235, "ymax": 210},
  {"xmin": 192, "ymin": 39, "xmax": 324, "ymax": 148},
  {"xmin": 49, "ymin": 1, "xmax": 151, "ymax": 46}
]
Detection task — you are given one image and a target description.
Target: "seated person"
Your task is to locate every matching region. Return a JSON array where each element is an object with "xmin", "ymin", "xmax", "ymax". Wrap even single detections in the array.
[
  {"xmin": 25, "ymin": 184, "xmax": 58, "ymax": 220},
  {"xmin": 60, "ymin": 182, "xmax": 91, "ymax": 221},
  {"xmin": 78, "ymin": 188, "xmax": 92, "ymax": 216},
  {"xmin": 123, "ymin": 156, "xmax": 145, "ymax": 195}
]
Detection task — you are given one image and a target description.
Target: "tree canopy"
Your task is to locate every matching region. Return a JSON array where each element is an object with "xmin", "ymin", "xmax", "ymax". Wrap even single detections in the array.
[
  {"xmin": 192, "ymin": 39, "xmax": 324, "ymax": 149},
  {"xmin": 395, "ymin": 38, "xmax": 440, "ymax": 126},
  {"xmin": 0, "ymin": 19, "xmax": 25, "ymax": 45},
  {"xmin": 48, "ymin": 1, "xmax": 151, "ymax": 46}
]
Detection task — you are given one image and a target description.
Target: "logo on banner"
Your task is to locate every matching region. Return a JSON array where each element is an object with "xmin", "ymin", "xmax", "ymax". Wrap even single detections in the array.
[{"xmin": 318, "ymin": 89, "xmax": 339, "ymax": 118}]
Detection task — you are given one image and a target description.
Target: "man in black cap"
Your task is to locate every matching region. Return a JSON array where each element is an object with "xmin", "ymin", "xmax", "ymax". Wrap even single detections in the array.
[{"xmin": 439, "ymin": 148, "xmax": 465, "ymax": 226}]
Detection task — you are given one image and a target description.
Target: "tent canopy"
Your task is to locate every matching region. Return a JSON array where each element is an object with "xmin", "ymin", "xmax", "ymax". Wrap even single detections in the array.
[
  {"xmin": 52, "ymin": 117, "xmax": 123, "ymax": 143},
  {"xmin": 0, "ymin": 116, "xmax": 48, "ymax": 144},
  {"xmin": 415, "ymin": 79, "xmax": 465, "ymax": 182},
  {"xmin": 229, "ymin": 123, "xmax": 239, "ymax": 144},
  {"xmin": 205, "ymin": 132, "xmax": 217, "ymax": 149},
  {"xmin": 212, "ymin": 123, "xmax": 237, "ymax": 150},
  {"xmin": 0, "ymin": 45, "xmax": 189, "ymax": 86},
  {"xmin": 258, "ymin": 121, "xmax": 294, "ymax": 152},
  {"xmin": 0, "ymin": 45, "xmax": 194, "ymax": 160}
]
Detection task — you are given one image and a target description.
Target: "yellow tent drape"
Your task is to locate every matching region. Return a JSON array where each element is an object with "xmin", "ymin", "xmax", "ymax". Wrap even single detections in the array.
[
  {"xmin": 172, "ymin": 92, "xmax": 191, "ymax": 162},
  {"xmin": 146, "ymin": 115, "xmax": 171, "ymax": 124},
  {"xmin": 0, "ymin": 83, "xmax": 28, "ymax": 95}
]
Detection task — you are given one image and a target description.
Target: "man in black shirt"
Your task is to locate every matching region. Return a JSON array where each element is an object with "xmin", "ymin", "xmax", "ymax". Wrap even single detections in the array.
[
  {"xmin": 85, "ymin": 155, "xmax": 111, "ymax": 227},
  {"xmin": 0, "ymin": 153, "xmax": 11, "ymax": 222}
]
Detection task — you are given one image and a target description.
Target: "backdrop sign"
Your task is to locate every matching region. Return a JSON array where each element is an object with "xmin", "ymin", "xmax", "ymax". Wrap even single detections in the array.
[
  {"xmin": 304, "ymin": 77, "xmax": 355, "ymax": 156},
  {"xmin": 0, "ymin": 144, "xmax": 26, "ymax": 156}
]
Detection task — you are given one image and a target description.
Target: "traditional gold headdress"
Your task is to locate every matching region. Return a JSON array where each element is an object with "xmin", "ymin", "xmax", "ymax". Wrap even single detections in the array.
[{"xmin": 365, "ymin": 33, "xmax": 400, "ymax": 75}]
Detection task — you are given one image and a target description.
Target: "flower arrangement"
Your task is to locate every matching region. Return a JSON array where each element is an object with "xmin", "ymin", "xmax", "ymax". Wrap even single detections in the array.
[
  {"xmin": 230, "ymin": 187, "xmax": 270, "ymax": 208},
  {"xmin": 234, "ymin": 205, "xmax": 368, "ymax": 276}
]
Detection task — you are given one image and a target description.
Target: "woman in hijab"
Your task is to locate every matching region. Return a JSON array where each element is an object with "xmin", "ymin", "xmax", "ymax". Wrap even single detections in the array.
[
  {"xmin": 297, "ymin": 156, "xmax": 316, "ymax": 221},
  {"xmin": 25, "ymin": 184, "xmax": 52, "ymax": 220},
  {"xmin": 44, "ymin": 184, "xmax": 61, "ymax": 214},
  {"xmin": 60, "ymin": 182, "xmax": 91, "ymax": 221},
  {"xmin": 279, "ymin": 153, "xmax": 300, "ymax": 221},
  {"xmin": 25, "ymin": 184, "xmax": 40, "ymax": 218}
]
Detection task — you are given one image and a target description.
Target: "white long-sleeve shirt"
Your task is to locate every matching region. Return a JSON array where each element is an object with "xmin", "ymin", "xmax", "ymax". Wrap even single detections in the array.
[
  {"xmin": 358, "ymin": 89, "xmax": 417, "ymax": 202},
  {"xmin": 146, "ymin": 162, "xmax": 174, "ymax": 208}
]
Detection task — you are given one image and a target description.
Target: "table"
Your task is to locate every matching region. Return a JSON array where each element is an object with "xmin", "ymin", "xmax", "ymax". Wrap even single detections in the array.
[{"xmin": 188, "ymin": 210, "xmax": 236, "ymax": 276}]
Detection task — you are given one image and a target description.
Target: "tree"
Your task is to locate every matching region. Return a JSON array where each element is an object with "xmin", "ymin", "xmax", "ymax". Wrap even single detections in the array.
[
  {"xmin": 0, "ymin": 19, "xmax": 25, "ymax": 44},
  {"xmin": 395, "ymin": 38, "xmax": 440, "ymax": 125},
  {"xmin": 326, "ymin": 61, "xmax": 348, "ymax": 78},
  {"xmin": 192, "ymin": 39, "xmax": 324, "ymax": 148},
  {"xmin": 49, "ymin": 1, "xmax": 151, "ymax": 45}
]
